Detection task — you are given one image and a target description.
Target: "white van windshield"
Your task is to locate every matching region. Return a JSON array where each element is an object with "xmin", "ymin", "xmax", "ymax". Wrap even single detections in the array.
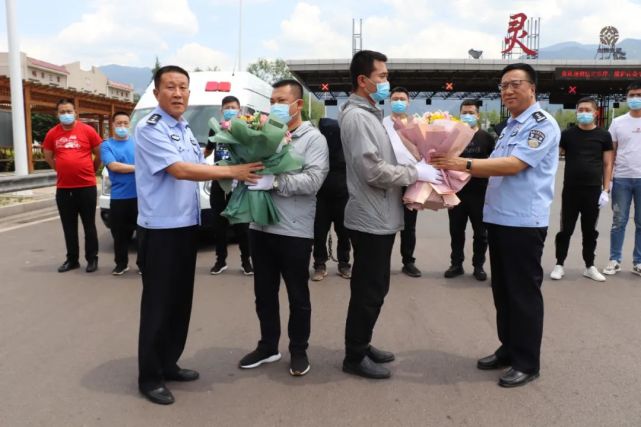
[{"xmin": 131, "ymin": 106, "xmax": 222, "ymax": 146}]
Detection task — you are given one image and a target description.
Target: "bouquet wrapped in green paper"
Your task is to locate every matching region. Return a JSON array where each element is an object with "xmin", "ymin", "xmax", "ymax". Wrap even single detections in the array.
[{"xmin": 209, "ymin": 112, "xmax": 303, "ymax": 226}]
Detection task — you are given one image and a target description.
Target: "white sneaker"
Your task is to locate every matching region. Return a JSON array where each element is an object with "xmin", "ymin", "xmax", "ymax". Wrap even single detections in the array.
[
  {"xmin": 603, "ymin": 260, "xmax": 621, "ymax": 275},
  {"xmin": 633, "ymin": 264, "xmax": 641, "ymax": 277},
  {"xmin": 550, "ymin": 265, "xmax": 564, "ymax": 280},
  {"xmin": 583, "ymin": 266, "xmax": 606, "ymax": 282}
]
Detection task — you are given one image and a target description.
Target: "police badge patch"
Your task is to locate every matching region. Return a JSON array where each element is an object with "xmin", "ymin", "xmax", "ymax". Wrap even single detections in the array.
[
  {"xmin": 527, "ymin": 129, "xmax": 545, "ymax": 148},
  {"xmin": 532, "ymin": 111, "xmax": 547, "ymax": 123},
  {"xmin": 170, "ymin": 134, "xmax": 180, "ymax": 141}
]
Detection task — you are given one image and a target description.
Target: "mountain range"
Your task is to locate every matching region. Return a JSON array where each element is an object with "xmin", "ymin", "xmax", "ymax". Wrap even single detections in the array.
[{"xmin": 98, "ymin": 39, "xmax": 641, "ymax": 95}]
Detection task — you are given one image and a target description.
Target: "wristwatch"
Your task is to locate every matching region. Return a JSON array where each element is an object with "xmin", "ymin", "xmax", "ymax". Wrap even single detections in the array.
[
  {"xmin": 465, "ymin": 159, "xmax": 473, "ymax": 171},
  {"xmin": 272, "ymin": 177, "xmax": 280, "ymax": 191}
]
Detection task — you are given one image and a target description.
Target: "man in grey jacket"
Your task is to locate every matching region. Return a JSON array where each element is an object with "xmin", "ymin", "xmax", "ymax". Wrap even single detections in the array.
[
  {"xmin": 238, "ymin": 79, "xmax": 329, "ymax": 377},
  {"xmin": 339, "ymin": 50, "xmax": 443, "ymax": 379}
]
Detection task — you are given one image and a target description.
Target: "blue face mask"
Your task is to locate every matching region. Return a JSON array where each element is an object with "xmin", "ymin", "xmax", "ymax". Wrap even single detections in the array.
[
  {"xmin": 460, "ymin": 114, "xmax": 478, "ymax": 127},
  {"xmin": 223, "ymin": 109, "xmax": 239, "ymax": 121},
  {"xmin": 367, "ymin": 79, "xmax": 390, "ymax": 103},
  {"xmin": 270, "ymin": 103, "xmax": 293, "ymax": 124},
  {"xmin": 627, "ymin": 97, "xmax": 641, "ymax": 111},
  {"xmin": 391, "ymin": 100, "xmax": 407, "ymax": 114},
  {"xmin": 114, "ymin": 127, "xmax": 129, "ymax": 138},
  {"xmin": 576, "ymin": 112, "xmax": 594, "ymax": 125},
  {"xmin": 59, "ymin": 113, "xmax": 75, "ymax": 126}
]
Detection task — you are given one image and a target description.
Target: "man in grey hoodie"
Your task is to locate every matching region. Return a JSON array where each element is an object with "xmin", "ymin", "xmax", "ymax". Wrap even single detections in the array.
[
  {"xmin": 238, "ymin": 79, "xmax": 329, "ymax": 377},
  {"xmin": 339, "ymin": 50, "xmax": 443, "ymax": 379}
]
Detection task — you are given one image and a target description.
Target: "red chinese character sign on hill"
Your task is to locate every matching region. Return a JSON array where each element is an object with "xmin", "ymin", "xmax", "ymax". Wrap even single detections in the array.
[{"xmin": 501, "ymin": 13, "xmax": 540, "ymax": 59}]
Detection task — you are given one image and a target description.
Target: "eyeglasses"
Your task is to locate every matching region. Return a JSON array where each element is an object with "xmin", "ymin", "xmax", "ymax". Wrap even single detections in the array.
[{"xmin": 498, "ymin": 80, "xmax": 533, "ymax": 91}]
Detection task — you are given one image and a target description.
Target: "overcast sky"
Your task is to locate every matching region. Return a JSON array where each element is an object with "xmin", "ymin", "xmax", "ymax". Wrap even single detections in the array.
[{"xmin": 1, "ymin": 0, "xmax": 640, "ymax": 71}]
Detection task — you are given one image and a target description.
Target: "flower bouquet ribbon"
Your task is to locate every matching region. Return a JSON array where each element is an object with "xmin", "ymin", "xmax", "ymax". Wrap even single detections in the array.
[
  {"xmin": 209, "ymin": 113, "xmax": 303, "ymax": 225},
  {"xmin": 392, "ymin": 112, "xmax": 475, "ymax": 210}
]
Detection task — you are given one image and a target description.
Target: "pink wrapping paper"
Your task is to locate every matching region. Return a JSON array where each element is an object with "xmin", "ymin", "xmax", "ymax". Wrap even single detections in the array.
[{"xmin": 393, "ymin": 116, "xmax": 475, "ymax": 210}]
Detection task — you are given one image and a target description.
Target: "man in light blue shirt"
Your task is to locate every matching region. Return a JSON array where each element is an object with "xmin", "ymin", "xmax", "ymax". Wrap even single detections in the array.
[
  {"xmin": 135, "ymin": 65, "xmax": 262, "ymax": 405},
  {"xmin": 432, "ymin": 63, "xmax": 560, "ymax": 388},
  {"xmin": 101, "ymin": 111, "xmax": 137, "ymax": 275}
]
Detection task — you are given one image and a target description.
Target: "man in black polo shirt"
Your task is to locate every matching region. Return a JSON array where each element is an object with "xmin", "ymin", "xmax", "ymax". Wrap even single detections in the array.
[
  {"xmin": 444, "ymin": 99, "xmax": 495, "ymax": 281},
  {"xmin": 550, "ymin": 97, "xmax": 613, "ymax": 282}
]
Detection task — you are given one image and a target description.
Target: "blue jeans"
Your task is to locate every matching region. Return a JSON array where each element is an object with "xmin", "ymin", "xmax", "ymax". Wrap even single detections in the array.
[{"xmin": 610, "ymin": 178, "xmax": 641, "ymax": 264}]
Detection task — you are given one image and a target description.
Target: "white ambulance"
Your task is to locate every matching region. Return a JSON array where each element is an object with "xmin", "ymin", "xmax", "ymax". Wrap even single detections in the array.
[{"xmin": 99, "ymin": 71, "xmax": 273, "ymax": 228}]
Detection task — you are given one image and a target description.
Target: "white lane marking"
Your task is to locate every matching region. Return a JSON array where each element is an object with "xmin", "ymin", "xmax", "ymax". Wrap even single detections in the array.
[{"xmin": 0, "ymin": 215, "xmax": 60, "ymax": 233}]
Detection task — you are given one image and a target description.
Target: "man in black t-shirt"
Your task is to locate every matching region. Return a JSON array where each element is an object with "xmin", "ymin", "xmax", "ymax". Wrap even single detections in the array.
[
  {"xmin": 445, "ymin": 100, "xmax": 495, "ymax": 281},
  {"xmin": 550, "ymin": 97, "xmax": 613, "ymax": 282}
]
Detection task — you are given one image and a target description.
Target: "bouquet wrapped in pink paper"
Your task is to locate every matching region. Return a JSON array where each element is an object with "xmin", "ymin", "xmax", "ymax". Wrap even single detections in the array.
[{"xmin": 393, "ymin": 111, "xmax": 475, "ymax": 210}]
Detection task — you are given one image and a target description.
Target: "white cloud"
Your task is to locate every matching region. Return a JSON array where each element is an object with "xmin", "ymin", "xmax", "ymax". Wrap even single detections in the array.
[{"xmin": 167, "ymin": 43, "xmax": 232, "ymax": 71}]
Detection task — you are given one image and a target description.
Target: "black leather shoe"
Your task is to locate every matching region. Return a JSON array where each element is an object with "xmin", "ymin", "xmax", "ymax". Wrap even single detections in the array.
[
  {"xmin": 58, "ymin": 260, "xmax": 80, "ymax": 273},
  {"xmin": 165, "ymin": 368, "xmax": 199, "ymax": 382},
  {"xmin": 139, "ymin": 385, "xmax": 175, "ymax": 405},
  {"xmin": 473, "ymin": 267, "xmax": 487, "ymax": 281},
  {"xmin": 342, "ymin": 355, "xmax": 391, "ymax": 379},
  {"xmin": 86, "ymin": 258, "xmax": 98, "ymax": 273},
  {"xmin": 366, "ymin": 345, "xmax": 395, "ymax": 363},
  {"xmin": 444, "ymin": 265, "xmax": 464, "ymax": 278},
  {"xmin": 477, "ymin": 354, "xmax": 510, "ymax": 370},
  {"xmin": 498, "ymin": 368, "xmax": 539, "ymax": 388},
  {"xmin": 402, "ymin": 263, "xmax": 422, "ymax": 278}
]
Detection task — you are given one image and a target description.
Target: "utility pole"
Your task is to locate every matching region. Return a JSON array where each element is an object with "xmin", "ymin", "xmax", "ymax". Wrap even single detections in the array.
[{"xmin": 5, "ymin": 0, "xmax": 29, "ymax": 176}]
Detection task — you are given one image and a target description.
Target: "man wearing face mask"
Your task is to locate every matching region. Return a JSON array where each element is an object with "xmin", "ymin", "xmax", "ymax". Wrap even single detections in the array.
[
  {"xmin": 444, "ymin": 100, "xmax": 495, "ymax": 281},
  {"xmin": 603, "ymin": 82, "xmax": 641, "ymax": 276},
  {"xmin": 204, "ymin": 95, "xmax": 253, "ymax": 276},
  {"xmin": 381, "ymin": 86, "xmax": 422, "ymax": 278},
  {"xmin": 44, "ymin": 99, "xmax": 103, "ymax": 273},
  {"xmin": 238, "ymin": 79, "xmax": 329, "ymax": 378},
  {"xmin": 339, "ymin": 50, "xmax": 443, "ymax": 379},
  {"xmin": 550, "ymin": 98, "xmax": 612, "ymax": 282},
  {"xmin": 100, "ymin": 111, "xmax": 139, "ymax": 275}
]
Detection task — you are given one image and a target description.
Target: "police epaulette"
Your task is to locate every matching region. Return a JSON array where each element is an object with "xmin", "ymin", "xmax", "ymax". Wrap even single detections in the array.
[
  {"xmin": 532, "ymin": 111, "xmax": 547, "ymax": 123},
  {"xmin": 147, "ymin": 114, "xmax": 161, "ymax": 125}
]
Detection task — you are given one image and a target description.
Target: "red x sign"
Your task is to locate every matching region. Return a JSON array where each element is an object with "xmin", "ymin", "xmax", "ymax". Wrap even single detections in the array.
[
  {"xmin": 568, "ymin": 85, "xmax": 577, "ymax": 95},
  {"xmin": 445, "ymin": 82, "xmax": 454, "ymax": 91},
  {"xmin": 320, "ymin": 83, "xmax": 330, "ymax": 91}
]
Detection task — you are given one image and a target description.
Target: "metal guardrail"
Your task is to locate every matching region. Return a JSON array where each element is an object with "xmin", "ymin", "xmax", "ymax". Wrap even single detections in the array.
[{"xmin": 0, "ymin": 171, "xmax": 57, "ymax": 193}]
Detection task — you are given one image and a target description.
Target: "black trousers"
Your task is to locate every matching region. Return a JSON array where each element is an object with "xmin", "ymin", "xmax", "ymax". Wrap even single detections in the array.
[
  {"xmin": 55, "ymin": 186, "xmax": 98, "ymax": 263},
  {"xmin": 487, "ymin": 223, "xmax": 546, "ymax": 374},
  {"xmin": 344, "ymin": 230, "xmax": 395, "ymax": 362},
  {"xmin": 400, "ymin": 204, "xmax": 418, "ymax": 265},
  {"xmin": 313, "ymin": 194, "xmax": 351, "ymax": 268},
  {"xmin": 447, "ymin": 188, "xmax": 488, "ymax": 267},
  {"xmin": 249, "ymin": 230, "xmax": 313, "ymax": 354},
  {"xmin": 555, "ymin": 186, "xmax": 601, "ymax": 267},
  {"xmin": 137, "ymin": 225, "xmax": 198, "ymax": 389},
  {"xmin": 210, "ymin": 182, "xmax": 250, "ymax": 263},
  {"xmin": 109, "ymin": 198, "xmax": 138, "ymax": 268}
]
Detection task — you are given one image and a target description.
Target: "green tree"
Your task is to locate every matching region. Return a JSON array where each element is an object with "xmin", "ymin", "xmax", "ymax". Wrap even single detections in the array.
[
  {"xmin": 301, "ymin": 93, "xmax": 326, "ymax": 125},
  {"xmin": 246, "ymin": 58, "xmax": 293, "ymax": 84},
  {"xmin": 552, "ymin": 108, "xmax": 578, "ymax": 130},
  {"xmin": 31, "ymin": 113, "xmax": 57, "ymax": 143},
  {"xmin": 151, "ymin": 56, "xmax": 161, "ymax": 79}
]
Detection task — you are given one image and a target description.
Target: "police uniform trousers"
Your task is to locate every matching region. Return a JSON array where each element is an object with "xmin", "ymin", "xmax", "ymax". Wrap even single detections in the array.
[
  {"xmin": 210, "ymin": 181, "xmax": 250, "ymax": 263},
  {"xmin": 447, "ymin": 187, "xmax": 488, "ymax": 268},
  {"xmin": 109, "ymin": 197, "xmax": 138, "ymax": 268},
  {"xmin": 250, "ymin": 229, "xmax": 313, "ymax": 355},
  {"xmin": 55, "ymin": 186, "xmax": 98, "ymax": 263},
  {"xmin": 137, "ymin": 225, "xmax": 198, "ymax": 389},
  {"xmin": 486, "ymin": 223, "xmax": 546, "ymax": 374},
  {"xmin": 554, "ymin": 186, "xmax": 600, "ymax": 268},
  {"xmin": 400, "ymin": 200, "xmax": 418, "ymax": 266},
  {"xmin": 313, "ymin": 193, "xmax": 351, "ymax": 268},
  {"xmin": 344, "ymin": 230, "xmax": 395, "ymax": 362}
]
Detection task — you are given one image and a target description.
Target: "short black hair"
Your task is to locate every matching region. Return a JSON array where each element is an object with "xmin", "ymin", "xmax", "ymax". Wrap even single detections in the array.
[
  {"xmin": 272, "ymin": 79, "xmax": 303, "ymax": 100},
  {"xmin": 112, "ymin": 111, "xmax": 130, "ymax": 122},
  {"xmin": 350, "ymin": 50, "xmax": 388, "ymax": 90},
  {"xmin": 460, "ymin": 99, "xmax": 480, "ymax": 112},
  {"xmin": 500, "ymin": 63, "xmax": 537, "ymax": 86},
  {"xmin": 627, "ymin": 81, "xmax": 641, "ymax": 93},
  {"xmin": 56, "ymin": 98, "xmax": 75, "ymax": 109},
  {"xmin": 221, "ymin": 95, "xmax": 240, "ymax": 107},
  {"xmin": 154, "ymin": 65, "xmax": 190, "ymax": 89},
  {"xmin": 576, "ymin": 97, "xmax": 598, "ymax": 110},
  {"xmin": 391, "ymin": 86, "xmax": 409, "ymax": 97}
]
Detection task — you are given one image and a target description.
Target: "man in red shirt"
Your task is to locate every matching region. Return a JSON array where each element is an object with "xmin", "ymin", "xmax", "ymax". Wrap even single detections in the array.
[{"xmin": 44, "ymin": 99, "xmax": 103, "ymax": 273}]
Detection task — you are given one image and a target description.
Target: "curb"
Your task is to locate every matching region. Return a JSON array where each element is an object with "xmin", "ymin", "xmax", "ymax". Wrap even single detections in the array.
[{"xmin": 0, "ymin": 198, "xmax": 57, "ymax": 219}]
